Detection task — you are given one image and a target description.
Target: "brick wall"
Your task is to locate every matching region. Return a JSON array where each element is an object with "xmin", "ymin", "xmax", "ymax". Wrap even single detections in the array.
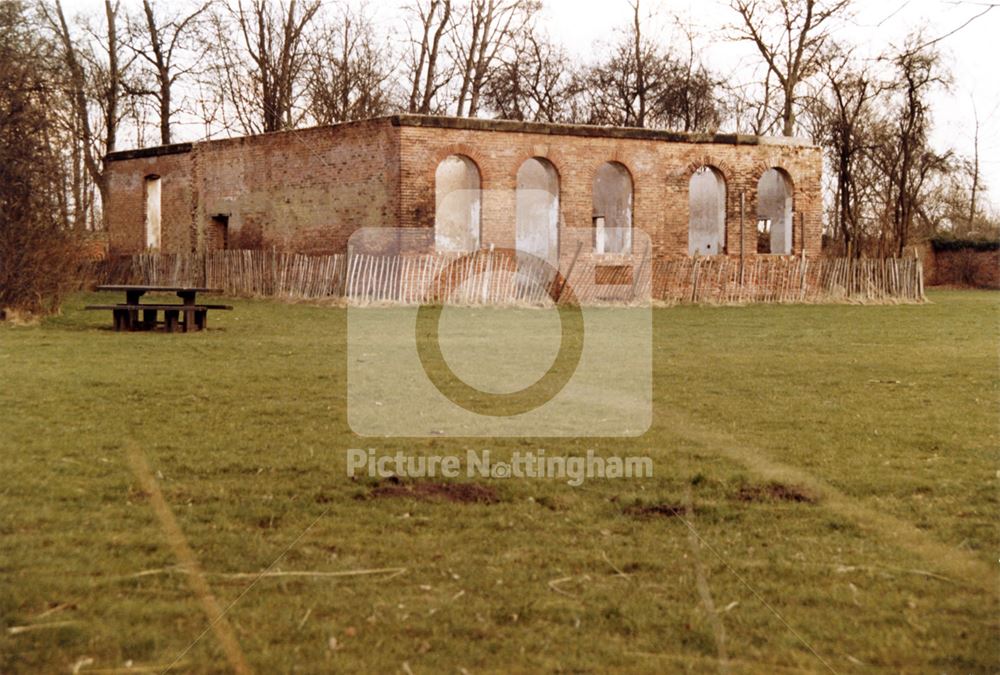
[
  {"xmin": 924, "ymin": 246, "xmax": 1000, "ymax": 288},
  {"xmin": 105, "ymin": 119, "xmax": 400, "ymax": 255},
  {"xmin": 105, "ymin": 146, "xmax": 194, "ymax": 255},
  {"xmin": 105, "ymin": 115, "xmax": 822, "ymax": 261},
  {"xmin": 191, "ymin": 119, "xmax": 399, "ymax": 254},
  {"xmin": 397, "ymin": 118, "xmax": 823, "ymax": 263}
]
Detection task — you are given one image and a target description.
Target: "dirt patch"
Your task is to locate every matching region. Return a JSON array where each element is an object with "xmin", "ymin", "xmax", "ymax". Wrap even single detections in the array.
[
  {"xmin": 736, "ymin": 482, "xmax": 816, "ymax": 504},
  {"xmin": 125, "ymin": 485, "xmax": 151, "ymax": 503},
  {"xmin": 623, "ymin": 502, "xmax": 687, "ymax": 518},
  {"xmin": 256, "ymin": 515, "xmax": 281, "ymax": 529},
  {"xmin": 364, "ymin": 480, "xmax": 500, "ymax": 505}
]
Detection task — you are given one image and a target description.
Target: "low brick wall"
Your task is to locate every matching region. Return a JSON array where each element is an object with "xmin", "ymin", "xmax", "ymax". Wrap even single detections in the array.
[{"xmin": 924, "ymin": 246, "xmax": 999, "ymax": 289}]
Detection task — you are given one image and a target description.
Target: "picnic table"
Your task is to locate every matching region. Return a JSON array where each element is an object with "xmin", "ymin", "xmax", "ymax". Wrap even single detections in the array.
[{"xmin": 86, "ymin": 285, "xmax": 232, "ymax": 333}]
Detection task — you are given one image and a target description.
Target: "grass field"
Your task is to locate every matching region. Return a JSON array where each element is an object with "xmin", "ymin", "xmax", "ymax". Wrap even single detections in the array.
[{"xmin": 1, "ymin": 290, "xmax": 998, "ymax": 673}]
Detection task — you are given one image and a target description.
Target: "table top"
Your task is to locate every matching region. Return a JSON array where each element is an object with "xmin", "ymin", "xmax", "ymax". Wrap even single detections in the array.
[{"xmin": 96, "ymin": 285, "xmax": 223, "ymax": 293}]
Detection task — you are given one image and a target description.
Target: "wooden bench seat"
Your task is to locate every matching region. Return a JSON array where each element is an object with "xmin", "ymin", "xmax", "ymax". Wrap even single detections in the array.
[
  {"xmin": 85, "ymin": 303, "xmax": 232, "ymax": 332},
  {"xmin": 84, "ymin": 304, "xmax": 234, "ymax": 311}
]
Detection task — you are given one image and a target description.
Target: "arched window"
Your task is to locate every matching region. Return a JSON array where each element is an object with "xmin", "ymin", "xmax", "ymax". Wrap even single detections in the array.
[
  {"xmin": 435, "ymin": 155, "xmax": 481, "ymax": 252},
  {"xmin": 592, "ymin": 162, "xmax": 633, "ymax": 254},
  {"xmin": 756, "ymin": 168, "xmax": 793, "ymax": 254},
  {"xmin": 515, "ymin": 157, "xmax": 559, "ymax": 266},
  {"xmin": 688, "ymin": 166, "xmax": 726, "ymax": 256}
]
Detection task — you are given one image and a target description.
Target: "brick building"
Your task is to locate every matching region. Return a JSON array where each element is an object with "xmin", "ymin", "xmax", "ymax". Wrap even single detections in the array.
[{"xmin": 104, "ymin": 115, "xmax": 822, "ymax": 264}]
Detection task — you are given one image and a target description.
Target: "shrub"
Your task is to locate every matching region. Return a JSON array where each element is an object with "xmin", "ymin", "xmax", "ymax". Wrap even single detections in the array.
[
  {"xmin": 0, "ymin": 0, "xmax": 85, "ymax": 318},
  {"xmin": 929, "ymin": 236, "xmax": 1000, "ymax": 252}
]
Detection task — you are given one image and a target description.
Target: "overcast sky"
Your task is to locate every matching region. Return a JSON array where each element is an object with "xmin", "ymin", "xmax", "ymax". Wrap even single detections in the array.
[
  {"xmin": 59, "ymin": 0, "xmax": 1000, "ymax": 210},
  {"xmin": 535, "ymin": 0, "xmax": 1000, "ymax": 209}
]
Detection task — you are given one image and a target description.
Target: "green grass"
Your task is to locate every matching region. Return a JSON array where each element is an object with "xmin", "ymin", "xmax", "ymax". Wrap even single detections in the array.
[{"xmin": 1, "ymin": 290, "xmax": 998, "ymax": 673}]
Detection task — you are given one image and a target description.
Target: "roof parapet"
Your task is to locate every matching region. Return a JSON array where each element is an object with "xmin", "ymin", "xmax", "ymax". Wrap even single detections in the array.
[
  {"xmin": 105, "ymin": 114, "xmax": 817, "ymax": 162},
  {"xmin": 105, "ymin": 142, "xmax": 193, "ymax": 162},
  {"xmin": 389, "ymin": 114, "xmax": 816, "ymax": 147}
]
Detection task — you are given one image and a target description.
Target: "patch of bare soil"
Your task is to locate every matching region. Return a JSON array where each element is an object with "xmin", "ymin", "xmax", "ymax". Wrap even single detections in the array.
[
  {"xmin": 363, "ymin": 480, "xmax": 500, "ymax": 504},
  {"xmin": 623, "ymin": 502, "xmax": 687, "ymax": 518},
  {"xmin": 736, "ymin": 482, "xmax": 817, "ymax": 503}
]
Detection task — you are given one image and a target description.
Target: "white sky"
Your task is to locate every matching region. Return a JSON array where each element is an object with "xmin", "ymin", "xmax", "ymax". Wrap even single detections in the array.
[
  {"xmin": 59, "ymin": 0, "xmax": 1000, "ymax": 209},
  {"xmin": 539, "ymin": 0, "xmax": 1000, "ymax": 211}
]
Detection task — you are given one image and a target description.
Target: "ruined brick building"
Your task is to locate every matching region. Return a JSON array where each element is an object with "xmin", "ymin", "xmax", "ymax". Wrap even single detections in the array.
[{"xmin": 104, "ymin": 115, "xmax": 822, "ymax": 264}]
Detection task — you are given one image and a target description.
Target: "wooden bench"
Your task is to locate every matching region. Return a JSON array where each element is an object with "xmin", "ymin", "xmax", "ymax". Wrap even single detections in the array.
[{"xmin": 85, "ymin": 303, "xmax": 233, "ymax": 332}]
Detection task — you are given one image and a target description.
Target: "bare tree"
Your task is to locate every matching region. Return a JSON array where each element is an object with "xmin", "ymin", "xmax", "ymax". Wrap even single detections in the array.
[
  {"xmin": 657, "ymin": 18, "xmax": 721, "ymax": 133},
  {"xmin": 405, "ymin": 0, "xmax": 454, "ymax": 114},
  {"xmin": 306, "ymin": 5, "xmax": 396, "ymax": 124},
  {"xmin": 126, "ymin": 0, "xmax": 210, "ymax": 145},
  {"xmin": 573, "ymin": 1, "xmax": 658, "ymax": 127},
  {"xmin": 917, "ymin": 163, "xmax": 996, "ymax": 240},
  {"xmin": 41, "ymin": 0, "xmax": 127, "ymax": 228},
  {"xmin": 210, "ymin": 0, "xmax": 322, "ymax": 134},
  {"xmin": 968, "ymin": 101, "xmax": 980, "ymax": 229},
  {"xmin": 810, "ymin": 50, "xmax": 885, "ymax": 256},
  {"xmin": 575, "ymin": 2, "xmax": 721, "ymax": 131},
  {"xmin": 730, "ymin": 0, "xmax": 850, "ymax": 136},
  {"xmin": 449, "ymin": 0, "xmax": 537, "ymax": 117},
  {"xmin": 879, "ymin": 37, "xmax": 951, "ymax": 256},
  {"xmin": 724, "ymin": 67, "xmax": 780, "ymax": 135},
  {"xmin": 482, "ymin": 28, "xmax": 574, "ymax": 122}
]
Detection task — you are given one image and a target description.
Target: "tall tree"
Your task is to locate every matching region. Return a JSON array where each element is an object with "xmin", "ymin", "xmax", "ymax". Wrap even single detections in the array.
[
  {"xmin": 967, "ymin": 102, "xmax": 980, "ymax": 229},
  {"xmin": 657, "ymin": 19, "xmax": 721, "ymax": 133},
  {"xmin": 450, "ymin": 0, "xmax": 537, "ymax": 117},
  {"xmin": 405, "ymin": 0, "xmax": 454, "ymax": 114},
  {"xmin": 482, "ymin": 28, "xmax": 574, "ymax": 122},
  {"xmin": 724, "ymin": 68, "xmax": 779, "ymax": 135},
  {"xmin": 811, "ymin": 50, "xmax": 885, "ymax": 256},
  {"xmin": 306, "ymin": 5, "xmax": 396, "ymax": 124},
  {"xmin": 41, "ymin": 0, "xmax": 127, "ymax": 228},
  {"xmin": 211, "ymin": 0, "xmax": 322, "ymax": 134},
  {"xmin": 730, "ymin": 0, "xmax": 850, "ymax": 136},
  {"xmin": 880, "ymin": 37, "xmax": 951, "ymax": 256},
  {"xmin": 575, "ymin": 3, "xmax": 721, "ymax": 131},
  {"xmin": 126, "ymin": 0, "xmax": 210, "ymax": 145}
]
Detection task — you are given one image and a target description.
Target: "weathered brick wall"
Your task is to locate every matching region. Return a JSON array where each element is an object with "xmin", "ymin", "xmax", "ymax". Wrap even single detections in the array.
[
  {"xmin": 925, "ymin": 247, "xmax": 1000, "ymax": 288},
  {"xmin": 105, "ymin": 119, "xmax": 400, "ymax": 255},
  {"xmin": 397, "ymin": 118, "xmax": 823, "ymax": 264},
  {"xmin": 105, "ymin": 146, "xmax": 194, "ymax": 255},
  {"xmin": 105, "ymin": 115, "xmax": 822, "ymax": 261},
  {"xmin": 192, "ymin": 119, "xmax": 399, "ymax": 254}
]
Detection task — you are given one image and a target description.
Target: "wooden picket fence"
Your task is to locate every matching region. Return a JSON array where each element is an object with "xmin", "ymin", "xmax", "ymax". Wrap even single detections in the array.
[
  {"xmin": 93, "ymin": 249, "xmax": 924, "ymax": 305},
  {"xmin": 652, "ymin": 254, "xmax": 925, "ymax": 304}
]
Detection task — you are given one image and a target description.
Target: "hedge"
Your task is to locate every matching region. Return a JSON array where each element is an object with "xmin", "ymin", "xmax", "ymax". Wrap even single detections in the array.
[{"xmin": 929, "ymin": 237, "xmax": 1000, "ymax": 252}]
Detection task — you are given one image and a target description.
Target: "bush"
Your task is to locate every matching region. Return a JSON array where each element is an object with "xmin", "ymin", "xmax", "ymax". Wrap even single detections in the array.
[
  {"xmin": 929, "ymin": 236, "xmax": 1000, "ymax": 252},
  {"xmin": 0, "ymin": 226, "xmax": 85, "ymax": 317},
  {"xmin": 0, "ymin": 0, "xmax": 85, "ymax": 318}
]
